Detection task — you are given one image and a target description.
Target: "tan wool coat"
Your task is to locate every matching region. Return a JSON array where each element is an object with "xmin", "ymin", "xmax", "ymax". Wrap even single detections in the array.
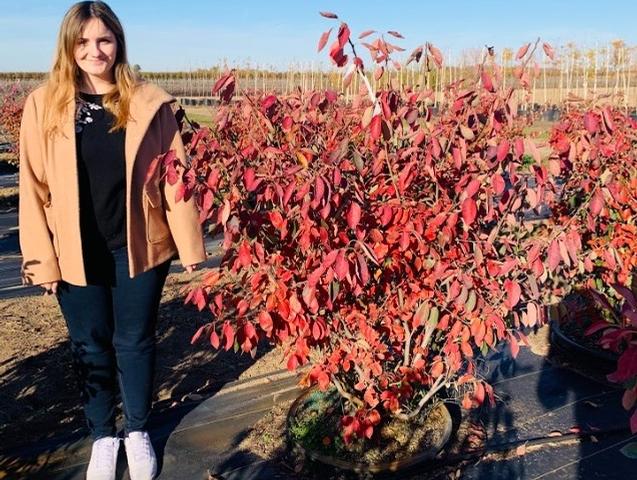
[{"xmin": 19, "ymin": 82, "xmax": 206, "ymax": 287}]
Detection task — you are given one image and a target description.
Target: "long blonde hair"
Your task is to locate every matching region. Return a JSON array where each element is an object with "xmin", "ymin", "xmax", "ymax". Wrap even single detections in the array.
[{"xmin": 44, "ymin": 1, "xmax": 137, "ymax": 136}]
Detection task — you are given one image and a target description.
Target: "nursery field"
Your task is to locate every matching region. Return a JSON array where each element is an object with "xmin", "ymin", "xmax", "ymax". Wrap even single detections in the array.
[{"xmin": 1, "ymin": 12, "xmax": 636, "ymax": 479}]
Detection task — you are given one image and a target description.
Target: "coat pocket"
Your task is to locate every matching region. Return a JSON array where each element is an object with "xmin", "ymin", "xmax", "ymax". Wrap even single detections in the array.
[
  {"xmin": 42, "ymin": 201, "xmax": 60, "ymax": 256},
  {"xmin": 143, "ymin": 183, "xmax": 171, "ymax": 244}
]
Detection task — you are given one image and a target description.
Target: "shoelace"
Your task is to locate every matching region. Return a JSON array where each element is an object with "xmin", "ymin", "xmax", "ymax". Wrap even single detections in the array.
[
  {"xmin": 93, "ymin": 437, "xmax": 118, "ymax": 468},
  {"xmin": 128, "ymin": 433, "xmax": 152, "ymax": 462}
]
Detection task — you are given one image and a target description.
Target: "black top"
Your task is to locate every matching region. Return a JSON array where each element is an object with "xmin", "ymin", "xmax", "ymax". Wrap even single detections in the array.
[{"xmin": 75, "ymin": 91, "xmax": 126, "ymax": 284}]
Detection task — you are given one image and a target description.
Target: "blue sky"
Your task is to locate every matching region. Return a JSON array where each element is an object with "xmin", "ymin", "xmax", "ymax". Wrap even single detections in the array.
[{"xmin": 0, "ymin": 0, "xmax": 635, "ymax": 72}]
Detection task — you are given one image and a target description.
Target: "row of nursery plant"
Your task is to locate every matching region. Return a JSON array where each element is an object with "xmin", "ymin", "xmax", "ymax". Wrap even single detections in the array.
[
  {"xmin": 158, "ymin": 13, "xmax": 634, "ymax": 442},
  {"xmin": 0, "ymin": 83, "xmax": 27, "ymax": 165}
]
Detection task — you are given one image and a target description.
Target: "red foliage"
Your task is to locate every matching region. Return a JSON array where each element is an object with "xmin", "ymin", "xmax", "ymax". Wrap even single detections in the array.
[
  {"xmin": 585, "ymin": 286, "xmax": 637, "ymax": 432},
  {"xmin": 548, "ymin": 100, "xmax": 637, "ymax": 433},
  {"xmin": 0, "ymin": 83, "xmax": 27, "ymax": 164},
  {"xmin": 170, "ymin": 16, "xmax": 563, "ymax": 443}
]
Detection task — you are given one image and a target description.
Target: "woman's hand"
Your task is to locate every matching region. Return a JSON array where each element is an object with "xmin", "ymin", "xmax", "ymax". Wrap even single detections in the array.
[
  {"xmin": 184, "ymin": 264, "xmax": 199, "ymax": 274},
  {"xmin": 41, "ymin": 281, "xmax": 59, "ymax": 295}
]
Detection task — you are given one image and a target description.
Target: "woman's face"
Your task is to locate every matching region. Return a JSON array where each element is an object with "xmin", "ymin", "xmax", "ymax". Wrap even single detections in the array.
[{"xmin": 74, "ymin": 17, "xmax": 117, "ymax": 82}]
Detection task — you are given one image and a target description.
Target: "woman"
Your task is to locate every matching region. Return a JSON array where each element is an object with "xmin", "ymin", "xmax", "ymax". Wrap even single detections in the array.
[{"xmin": 18, "ymin": 2, "xmax": 206, "ymax": 479}]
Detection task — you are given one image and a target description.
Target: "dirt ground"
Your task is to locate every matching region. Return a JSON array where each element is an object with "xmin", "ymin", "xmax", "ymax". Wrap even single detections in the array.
[{"xmin": 0, "ymin": 268, "xmax": 286, "ymax": 451}]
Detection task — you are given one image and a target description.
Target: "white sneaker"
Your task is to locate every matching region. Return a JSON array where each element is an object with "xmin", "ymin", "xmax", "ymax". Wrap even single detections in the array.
[
  {"xmin": 124, "ymin": 431, "xmax": 157, "ymax": 480},
  {"xmin": 86, "ymin": 436, "xmax": 120, "ymax": 480}
]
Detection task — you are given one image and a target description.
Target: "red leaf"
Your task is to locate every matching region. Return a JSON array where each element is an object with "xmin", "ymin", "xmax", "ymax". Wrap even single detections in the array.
[
  {"xmin": 497, "ymin": 140, "xmax": 510, "ymax": 162},
  {"xmin": 356, "ymin": 253, "xmax": 369, "ymax": 285},
  {"xmin": 481, "ymin": 71, "xmax": 495, "ymax": 92},
  {"xmin": 542, "ymin": 42, "xmax": 555, "ymax": 60},
  {"xmin": 427, "ymin": 43, "xmax": 443, "ymax": 67},
  {"xmin": 207, "ymin": 168, "xmax": 220, "ymax": 189},
  {"xmin": 358, "ymin": 29, "xmax": 375, "ymax": 39},
  {"xmin": 337, "ymin": 23, "xmax": 350, "ymax": 49},
  {"xmin": 319, "ymin": 11, "xmax": 338, "ymax": 19},
  {"xmin": 590, "ymin": 190, "xmax": 604, "ymax": 216},
  {"xmin": 347, "ymin": 202, "xmax": 362, "ymax": 229},
  {"xmin": 211, "ymin": 71, "xmax": 235, "ymax": 102},
  {"xmin": 261, "ymin": 95, "xmax": 277, "ymax": 110},
  {"xmin": 281, "ymin": 116, "xmax": 293, "ymax": 132},
  {"xmin": 317, "ymin": 28, "xmax": 332, "ymax": 52},
  {"xmin": 364, "ymin": 387, "xmax": 379, "ymax": 408},
  {"xmin": 465, "ymin": 179, "xmax": 481, "ymax": 198},
  {"xmin": 583, "ymin": 112, "xmax": 599, "ymax": 134},
  {"xmin": 323, "ymin": 249, "xmax": 339, "ymax": 269},
  {"xmin": 474, "ymin": 382, "xmax": 485, "ymax": 404},
  {"xmin": 191, "ymin": 325, "xmax": 206, "ymax": 344},
  {"xmin": 212, "ymin": 71, "xmax": 233, "ymax": 95},
  {"xmin": 613, "ymin": 284, "xmax": 637, "ymax": 310},
  {"xmin": 269, "ymin": 210, "xmax": 285, "ymax": 231},
  {"xmin": 516, "ymin": 43, "xmax": 531, "ymax": 60},
  {"xmin": 311, "ymin": 176, "xmax": 325, "ymax": 208},
  {"xmin": 318, "ymin": 371, "xmax": 330, "ymax": 390},
  {"xmin": 514, "ymin": 137, "xmax": 525, "ymax": 159},
  {"xmin": 406, "ymin": 46, "xmax": 423, "ymax": 65},
  {"xmin": 210, "ymin": 331, "xmax": 220, "ymax": 349},
  {"xmin": 289, "ymin": 294, "xmax": 303, "ymax": 314},
  {"xmin": 370, "ymin": 114, "xmax": 382, "ymax": 141},
  {"xmin": 412, "ymin": 303, "xmax": 429, "ymax": 328},
  {"xmin": 387, "ymin": 30, "xmax": 404, "ymax": 39},
  {"xmin": 329, "ymin": 44, "xmax": 348, "ymax": 67},
  {"xmin": 492, "ymin": 173, "xmax": 506, "ymax": 195},
  {"xmin": 334, "ymin": 250, "xmax": 349, "ymax": 280},
  {"xmin": 510, "ymin": 334, "xmax": 520, "ymax": 358},
  {"xmin": 243, "ymin": 168, "xmax": 257, "ymax": 192},
  {"xmin": 302, "ymin": 284, "xmax": 315, "ymax": 307},
  {"xmin": 548, "ymin": 239, "xmax": 561, "ymax": 271},
  {"xmin": 312, "ymin": 321, "xmax": 322, "ymax": 341},
  {"xmin": 238, "ymin": 241, "xmax": 252, "ymax": 267},
  {"xmin": 602, "ymin": 107, "xmax": 615, "ymax": 132},
  {"xmin": 258, "ymin": 311, "xmax": 273, "ymax": 332},
  {"xmin": 504, "ymin": 279, "xmax": 522, "ymax": 309},
  {"xmin": 223, "ymin": 323, "xmax": 235, "ymax": 351},
  {"xmin": 287, "ymin": 354, "xmax": 299, "ymax": 371},
  {"xmin": 461, "ymin": 198, "xmax": 477, "ymax": 225}
]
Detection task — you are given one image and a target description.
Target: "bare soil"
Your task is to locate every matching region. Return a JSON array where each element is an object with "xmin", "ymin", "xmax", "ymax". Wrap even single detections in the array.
[{"xmin": 0, "ymin": 268, "xmax": 286, "ymax": 451}]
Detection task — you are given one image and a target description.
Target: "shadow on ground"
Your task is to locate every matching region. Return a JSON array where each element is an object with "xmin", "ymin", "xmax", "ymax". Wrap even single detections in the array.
[
  {"xmin": 462, "ymin": 296, "xmax": 632, "ymax": 480},
  {"xmin": 187, "ymin": 315, "xmax": 633, "ymax": 480},
  {"xmin": 0, "ymin": 280, "xmax": 275, "ymax": 479}
]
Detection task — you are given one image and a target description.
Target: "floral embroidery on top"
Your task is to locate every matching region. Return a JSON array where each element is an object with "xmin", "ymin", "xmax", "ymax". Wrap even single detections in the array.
[{"xmin": 75, "ymin": 97, "xmax": 103, "ymax": 133}]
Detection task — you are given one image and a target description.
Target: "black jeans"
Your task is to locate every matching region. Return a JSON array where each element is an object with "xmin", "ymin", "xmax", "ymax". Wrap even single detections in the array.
[{"xmin": 57, "ymin": 247, "xmax": 170, "ymax": 439}]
